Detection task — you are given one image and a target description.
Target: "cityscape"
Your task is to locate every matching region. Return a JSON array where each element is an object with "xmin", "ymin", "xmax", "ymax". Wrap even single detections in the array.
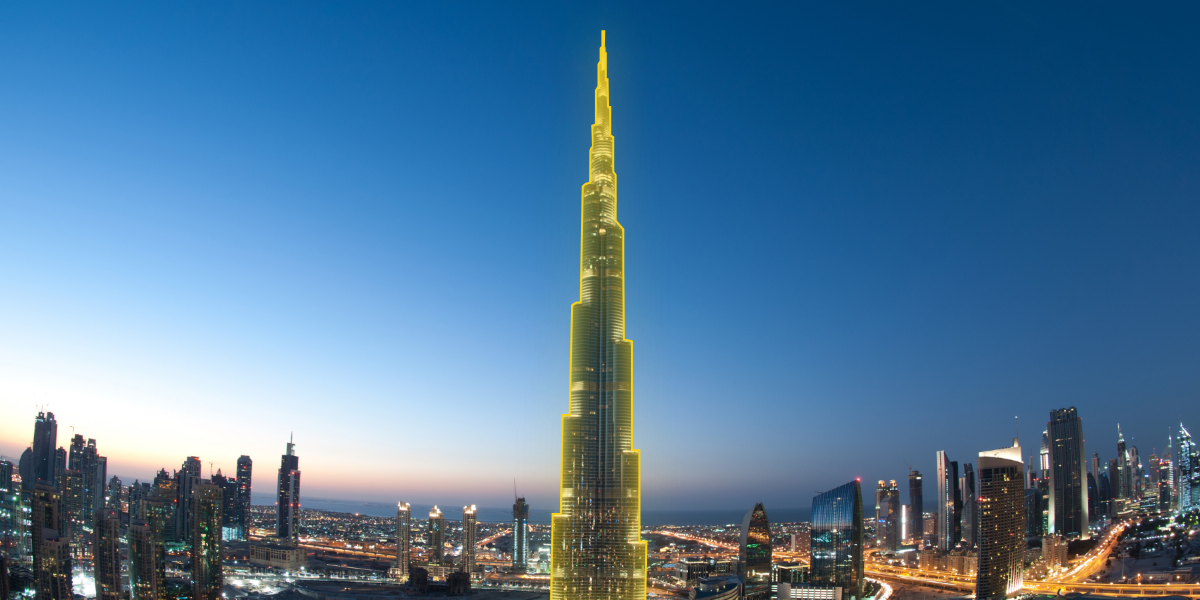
[{"xmin": 3, "ymin": 6, "xmax": 1200, "ymax": 600}]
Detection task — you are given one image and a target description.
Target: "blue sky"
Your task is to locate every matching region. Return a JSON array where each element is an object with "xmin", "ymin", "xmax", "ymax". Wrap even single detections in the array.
[{"xmin": 1, "ymin": 2, "xmax": 1198, "ymax": 512}]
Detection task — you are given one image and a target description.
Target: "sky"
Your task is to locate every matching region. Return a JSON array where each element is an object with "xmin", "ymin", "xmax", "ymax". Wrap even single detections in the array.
[{"xmin": 1, "ymin": 2, "xmax": 1199, "ymax": 515}]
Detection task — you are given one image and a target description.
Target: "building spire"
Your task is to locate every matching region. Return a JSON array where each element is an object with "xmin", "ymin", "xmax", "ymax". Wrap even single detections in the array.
[{"xmin": 595, "ymin": 31, "xmax": 611, "ymax": 135}]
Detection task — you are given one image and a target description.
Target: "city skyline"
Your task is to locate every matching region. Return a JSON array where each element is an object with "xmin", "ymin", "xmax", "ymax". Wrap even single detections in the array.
[{"xmin": 3, "ymin": 3, "xmax": 1200, "ymax": 511}]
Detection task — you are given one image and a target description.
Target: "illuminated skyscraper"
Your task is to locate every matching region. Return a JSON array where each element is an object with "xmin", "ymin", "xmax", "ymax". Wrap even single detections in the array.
[
  {"xmin": 739, "ymin": 503, "xmax": 772, "ymax": 582},
  {"xmin": 810, "ymin": 480, "xmax": 863, "ymax": 600},
  {"xmin": 95, "ymin": 508, "xmax": 122, "ymax": 600},
  {"xmin": 191, "ymin": 484, "xmax": 224, "ymax": 600},
  {"xmin": 276, "ymin": 437, "xmax": 301, "ymax": 544},
  {"xmin": 1047, "ymin": 407, "xmax": 1088, "ymax": 538},
  {"xmin": 974, "ymin": 441, "xmax": 1024, "ymax": 600},
  {"xmin": 551, "ymin": 31, "xmax": 647, "ymax": 600},
  {"xmin": 31, "ymin": 411, "xmax": 58, "ymax": 490},
  {"xmin": 236, "ymin": 455, "xmax": 252, "ymax": 541},
  {"xmin": 1179, "ymin": 424, "xmax": 1198, "ymax": 511},
  {"xmin": 128, "ymin": 518, "xmax": 164, "ymax": 600},
  {"xmin": 936, "ymin": 451, "xmax": 954, "ymax": 550},
  {"xmin": 908, "ymin": 471, "xmax": 923, "ymax": 545},
  {"xmin": 32, "ymin": 483, "xmax": 72, "ymax": 600},
  {"xmin": 960, "ymin": 464, "xmax": 976, "ymax": 547},
  {"xmin": 512, "ymin": 497, "xmax": 529, "ymax": 573},
  {"xmin": 876, "ymin": 481, "xmax": 899, "ymax": 552},
  {"xmin": 429, "ymin": 506, "xmax": 445, "ymax": 566},
  {"xmin": 395, "ymin": 503, "xmax": 411, "ymax": 576},
  {"xmin": 462, "ymin": 505, "xmax": 477, "ymax": 576},
  {"xmin": 175, "ymin": 456, "xmax": 201, "ymax": 542}
]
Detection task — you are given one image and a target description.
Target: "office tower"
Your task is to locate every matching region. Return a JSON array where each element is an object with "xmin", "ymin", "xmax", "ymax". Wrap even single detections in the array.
[
  {"xmin": 876, "ymin": 481, "xmax": 899, "ymax": 552},
  {"xmin": 95, "ymin": 508, "xmax": 122, "ymax": 600},
  {"xmin": 909, "ymin": 471, "xmax": 924, "ymax": 544},
  {"xmin": 951, "ymin": 461, "xmax": 961, "ymax": 545},
  {"xmin": 1024, "ymin": 484, "xmax": 1042, "ymax": 537},
  {"xmin": 936, "ymin": 451, "xmax": 953, "ymax": 550},
  {"xmin": 1159, "ymin": 451, "xmax": 1172, "ymax": 512},
  {"xmin": 236, "ymin": 455, "xmax": 252, "ymax": 540},
  {"xmin": 428, "ymin": 506, "xmax": 445, "ymax": 565},
  {"xmin": 395, "ymin": 503, "xmax": 411, "ymax": 576},
  {"xmin": 1129, "ymin": 445, "xmax": 1141, "ymax": 500},
  {"xmin": 106, "ymin": 476, "xmax": 123, "ymax": 510},
  {"xmin": 462, "ymin": 505, "xmax": 477, "ymax": 576},
  {"xmin": 192, "ymin": 484, "xmax": 224, "ymax": 600},
  {"xmin": 58, "ymin": 468, "xmax": 83, "ymax": 551},
  {"xmin": 551, "ymin": 32, "xmax": 647, "ymax": 600},
  {"xmin": 31, "ymin": 411, "xmax": 58, "ymax": 489},
  {"xmin": 1086, "ymin": 472, "xmax": 1098, "ymax": 520},
  {"xmin": 810, "ymin": 480, "xmax": 863, "ymax": 600},
  {"xmin": 210, "ymin": 470, "xmax": 235, "ymax": 530},
  {"xmin": 974, "ymin": 441, "xmax": 1025, "ymax": 600},
  {"xmin": 80, "ymin": 439, "xmax": 105, "ymax": 520},
  {"xmin": 1039, "ymin": 431, "xmax": 1050, "ymax": 473},
  {"xmin": 1047, "ymin": 408, "xmax": 1088, "ymax": 538},
  {"xmin": 128, "ymin": 519, "xmax": 164, "ymax": 600},
  {"xmin": 739, "ymin": 503, "xmax": 772, "ymax": 582},
  {"xmin": 1105, "ymin": 459, "xmax": 1119, "ymax": 516},
  {"xmin": 276, "ymin": 437, "xmax": 301, "ymax": 544},
  {"xmin": 1117, "ymin": 426, "xmax": 1130, "ymax": 501},
  {"xmin": 512, "ymin": 497, "xmax": 529, "ymax": 573},
  {"xmin": 1097, "ymin": 472, "xmax": 1111, "ymax": 518},
  {"xmin": 175, "ymin": 457, "xmax": 201, "ymax": 542},
  {"xmin": 1178, "ymin": 424, "xmax": 1199, "ymax": 511},
  {"xmin": 1091, "ymin": 453, "xmax": 1100, "ymax": 482},
  {"xmin": 961, "ymin": 465, "xmax": 976, "ymax": 547},
  {"xmin": 32, "ymin": 483, "xmax": 72, "ymax": 600}
]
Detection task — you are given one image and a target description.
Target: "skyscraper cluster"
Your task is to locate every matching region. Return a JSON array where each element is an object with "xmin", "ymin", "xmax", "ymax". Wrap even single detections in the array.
[{"xmin": 389, "ymin": 501, "xmax": 483, "ymax": 583}]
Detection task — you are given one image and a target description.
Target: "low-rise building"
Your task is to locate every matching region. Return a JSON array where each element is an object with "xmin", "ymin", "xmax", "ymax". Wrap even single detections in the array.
[{"xmin": 249, "ymin": 543, "xmax": 306, "ymax": 571}]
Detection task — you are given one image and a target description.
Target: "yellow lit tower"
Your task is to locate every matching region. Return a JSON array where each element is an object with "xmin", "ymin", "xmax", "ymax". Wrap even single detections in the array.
[{"xmin": 551, "ymin": 31, "xmax": 647, "ymax": 600}]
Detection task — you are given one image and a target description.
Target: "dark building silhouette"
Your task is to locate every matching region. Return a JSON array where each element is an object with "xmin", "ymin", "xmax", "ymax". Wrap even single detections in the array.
[
  {"xmin": 175, "ymin": 457, "xmax": 201, "ymax": 542},
  {"xmin": 512, "ymin": 497, "xmax": 529, "ymax": 573},
  {"xmin": 192, "ymin": 484, "xmax": 224, "ymax": 600},
  {"xmin": 739, "ymin": 503, "xmax": 772, "ymax": 582},
  {"xmin": 95, "ymin": 508, "xmax": 122, "ymax": 600},
  {"xmin": 236, "ymin": 455, "xmax": 253, "ymax": 540},
  {"xmin": 30, "ymin": 411, "xmax": 58, "ymax": 489},
  {"xmin": 1047, "ymin": 407, "xmax": 1088, "ymax": 538},
  {"xmin": 975, "ymin": 441, "xmax": 1025, "ymax": 600},
  {"xmin": 960, "ymin": 464, "xmax": 976, "ymax": 547},
  {"xmin": 276, "ymin": 437, "xmax": 301, "ymax": 544},
  {"xmin": 428, "ymin": 506, "xmax": 445, "ymax": 565},
  {"xmin": 810, "ymin": 480, "xmax": 863, "ymax": 600},
  {"xmin": 908, "ymin": 470, "xmax": 923, "ymax": 545}
]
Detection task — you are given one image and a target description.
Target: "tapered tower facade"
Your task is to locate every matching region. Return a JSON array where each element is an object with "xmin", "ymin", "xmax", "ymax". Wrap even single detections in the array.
[{"xmin": 551, "ymin": 31, "xmax": 647, "ymax": 600}]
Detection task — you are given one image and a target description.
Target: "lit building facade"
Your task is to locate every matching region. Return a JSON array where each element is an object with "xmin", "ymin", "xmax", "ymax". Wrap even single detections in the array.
[
  {"xmin": 1179, "ymin": 424, "xmax": 1198, "ymax": 511},
  {"xmin": 876, "ymin": 481, "xmax": 899, "ymax": 552},
  {"xmin": 236, "ymin": 455, "xmax": 252, "ymax": 540},
  {"xmin": 32, "ymin": 483, "xmax": 72, "ymax": 600},
  {"xmin": 810, "ymin": 480, "xmax": 863, "ymax": 600},
  {"xmin": 428, "ymin": 506, "xmax": 445, "ymax": 565},
  {"xmin": 128, "ymin": 519, "xmax": 164, "ymax": 600},
  {"xmin": 191, "ymin": 484, "xmax": 224, "ymax": 600},
  {"xmin": 95, "ymin": 508, "xmax": 122, "ymax": 600},
  {"xmin": 974, "ymin": 441, "xmax": 1024, "ymax": 600},
  {"xmin": 550, "ymin": 31, "xmax": 647, "ymax": 600},
  {"xmin": 1047, "ymin": 407, "xmax": 1088, "ymax": 537},
  {"xmin": 276, "ymin": 437, "xmax": 301, "ymax": 544},
  {"xmin": 740, "ymin": 503, "xmax": 772, "ymax": 582},
  {"xmin": 936, "ymin": 451, "xmax": 955, "ymax": 550},
  {"xmin": 395, "ymin": 502, "xmax": 411, "ymax": 576},
  {"xmin": 908, "ymin": 470, "xmax": 923, "ymax": 545},
  {"xmin": 960, "ymin": 464, "xmax": 975, "ymax": 547},
  {"xmin": 462, "ymin": 505, "xmax": 477, "ymax": 576},
  {"xmin": 512, "ymin": 497, "xmax": 529, "ymax": 573}
]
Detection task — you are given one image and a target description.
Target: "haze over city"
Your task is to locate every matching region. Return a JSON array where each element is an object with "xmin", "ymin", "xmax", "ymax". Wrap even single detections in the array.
[{"xmin": 2, "ymin": 2, "xmax": 1199, "ymax": 516}]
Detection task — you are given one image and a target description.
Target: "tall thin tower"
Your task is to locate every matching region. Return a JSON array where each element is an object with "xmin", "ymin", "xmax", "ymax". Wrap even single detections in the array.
[
  {"xmin": 551, "ymin": 31, "xmax": 647, "ymax": 600},
  {"xmin": 276, "ymin": 436, "xmax": 301, "ymax": 544}
]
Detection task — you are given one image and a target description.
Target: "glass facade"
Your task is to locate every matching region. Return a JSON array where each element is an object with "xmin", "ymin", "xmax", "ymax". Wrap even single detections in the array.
[
  {"xmin": 396, "ymin": 503, "xmax": 411, "ymax": 576},
  {"xmin": 276, "ymin": 439, "xmax": 301, "ymax": 544},
  {"xmin": 1180, "ymin": 424, "xmax": 1199, "ymax": 511},
  {"xmin": 462, "ymin": 505, "xmax": 477, "ymax": 576},
  {"xmin": 908, "ymin": 471, "xmax": 923, "ymax": 545},
  {"xmin": 512, "ymin": 498, "xmax": 529, "ymax": 573},
  {"xmin": 975, "ymin": 443, "xmax": 1024, "ymax": 600},
  {"xmin": 429, "ymin": 506, "xmax": 445, "ymax": 565},
  {"xmin": 95, "ymin": 508, "xmax": 122, "ymax": 600},
  {"xmin": 551, "ymin": 31, "xmax": 647, "ymax": 600},
  {"xmin": 810, "ymin": 480, "xmax": 863, "ymax": 600},
  {"xmin": 740, "ymin": 503, "xmax": 772, "ymax": 581},
  {"xmin": 1047, "ymin": 407, "xmax": 1088, "ymax": 537},
  {"xmin": 191, "ymin": 484, "xmax": 224, "ymax": 600}
]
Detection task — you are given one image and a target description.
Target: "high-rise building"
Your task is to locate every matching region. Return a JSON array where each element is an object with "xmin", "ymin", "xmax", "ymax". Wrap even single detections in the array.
[
  {"xmin": 909, "ymin": 471, "xmax": 924, "ymax": 544},
  {"xmin": 31, "ymin": 412, "xmax": 59, "ymax": 490},
  {"xmin": 1178, "ymin": 424, "xmax": 1198, "ymax": 511},
  {"xmin": 395, "ymin": 503, "xmax": 411, "ymax": 577},
  {"xmin": 936, "ymin": 451, "xmax": 954, "ymax": 550},
  {"xmin": 550, "ymin": 32, "xmax": 646, "ymax": 600},
  {"xmin": 80, "ymin": 439, "xmax": 105, "ymax": 521},
  {"xmin": 58, "ymin": 468, "xmax": 83, "ymax": 552},
  {"xmin": 95, "ymin": 508, "xmax": 122, "ymax": 600},
  {"xmin": 128, "ymin": 518, "xmax": 164, "ymax": 600},
  {"xmin": 876, "ymin": 481, "xmax": 899, "ymax": 552},
  {"xmin": 739, "ymin": 503, "xmax": 772, "ymax": 582},
  {"xmin": 428, "ymin": 506, "xmax": 445, "ymax": 566},
  {"xmin": 462, "ymin": 505, "xmax": 477, "ymax": 576},
  {"xmin": 1086, "ymin": 472, "xmax": 1098, "ymax": 520},
  {"xmin": 974, "ymin": 440, "xmax": 1024, "ymax": 600},
  {"xmin": 1047, "ymin": 408, "xmax": 1088, "ymax": 538},
  {"xmin": 810, "ymin": 480, "xmax": 863, "ymax": 600},
  {"xmin": 236, "ymin": 455, "xmax": 252, "ymax": 541},
  {"xmin": 175, "ymin": 457, "xmax": 201, "ymax": 542},
  {"xmin": 191, "ymin": 484, "xmax": 224, "ymax": 600},
  {"xmin": 951, "ymin": 461, "xmax": 962, "ymax": 546},
  {"xmin": 512, "ymin": 497, "xmax": 529, "ymax": 573},
  {"xmin": 276, "ymin": 437, "xmax": 301, "ymax": 544},
  {"xmin": 960, "ymin": 465, "xmax": 976, "ymax": 547},
  {"xmin": 211, "ymin": 469, "xmax": 239, "ymax": 537},
  {"xmin": 1158, "ymin": 452, "xmax": 1172, "ymax": 512},
  {"xmin": 1117, "ymin": 426, "xmax": 1130, "ymax": 501},
  {"xmin": 32, "ymin": 483, "xmax": 72, "ymax": 600}
]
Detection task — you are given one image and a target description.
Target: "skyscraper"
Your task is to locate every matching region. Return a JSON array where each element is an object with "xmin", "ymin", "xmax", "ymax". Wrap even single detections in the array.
[
  {"xmin": 1117, "ymin": 425, "xmax": 1130, "ymax": 502},
  {"xmin": 810, "ymin": 480, "xmax": 863, "ymax": 600},
  {"xmin": 512, "ymin": 497, "xmax": 529, "ymax": 573},
  {"xmin": 909, "ymin": 470, "xmax": 924, "ymax": 545},
  {"xmin": 462, "ymin": 505, "xmax": 477, "ymax": 576},
  {"xmin": 876, "ymin": 481, "xmax": 899, "ymax": 552},
  {"xmin": 32, "ymin": 483, "xmax": 72, "ymax": 600},
  {"xmin": 740, "ymin": 503, "xmax": 772, "ymax": 582},
  {"xmin": 175, "ymin": 457, "xmax": 201, "ymax": 542},
  {"xmin": 31, "ymin": 411, "xmax": 58, "ymax": 489},
  {"xmin": 1179, "ymin": 424, "xmax": 1198, "ymax": 510},
  {"xmin": 276, "ymin": 437, "xmax": 301, "ymax": 544},
  {"xmin": 936, "ymin": 451, "xmax": 954, "ymax": 550},
  {"xmin": 236, "ymin": 455, "xmax": 252, "ymax": 541},
  {"xmin": 192, "ymin": 484, "xmax": 224, "ymax": 600},
  {"xmin": 95, "ymin": 508, "xmax": 122, "ymax": 600},
  {"xmin": 960, "ymin": 464, "xmax": 976, "ymax": 547},
  {"xmin": 974, "ymin": 441, "xmax": 1024, "ymax": 600},
  {"xmin": 395, "ymin": 502, "xmax": 411, "ymax": 577},
  {"xmin": 1047, "ymin": 407, "xmax": 1088, "ymax": 538},
  {"xmin": 550, "ymin": 32, "xmax": 646, "ymax": 600},
  {"xmin": 128, "ymin": 518, "xmax": 164, "ymax": 600},
  {"xmin": 428, "ymin": 506, "xmax": 445, "ymax": 566}
]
